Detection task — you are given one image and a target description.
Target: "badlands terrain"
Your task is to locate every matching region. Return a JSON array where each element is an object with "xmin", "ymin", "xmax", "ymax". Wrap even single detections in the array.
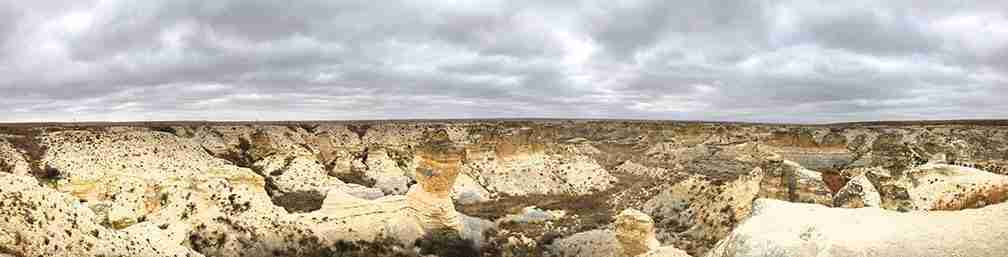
[{"xmin": 1, "ymin": 119, "xmax": 1007, "ymax": 257}]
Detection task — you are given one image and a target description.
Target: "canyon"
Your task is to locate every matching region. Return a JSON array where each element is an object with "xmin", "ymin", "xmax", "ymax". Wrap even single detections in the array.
[{"xmin": 1, "ymin": 120, "xmax": 1007, "ymax": 257}]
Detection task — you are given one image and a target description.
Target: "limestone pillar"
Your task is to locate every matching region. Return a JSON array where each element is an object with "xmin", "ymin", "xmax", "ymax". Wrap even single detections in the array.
[
  {"xmin": 406, "ymin": 131, "xmax": 466, "ymax": 232},
  {"xmin": 614, "ymin": 208, "xmax": 660, "ymax": 257}
]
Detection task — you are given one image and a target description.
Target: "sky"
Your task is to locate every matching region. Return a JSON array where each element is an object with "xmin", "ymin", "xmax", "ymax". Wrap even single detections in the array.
[{"xmin": 0, "ymin": 0, "xmax": 1006, "ymax": 123}]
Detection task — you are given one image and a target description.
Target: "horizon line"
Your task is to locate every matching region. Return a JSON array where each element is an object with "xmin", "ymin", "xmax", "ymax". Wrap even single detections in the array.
[{"xmin": 1, "ymin": 118, "xmax": 1007, "ymax": 127}]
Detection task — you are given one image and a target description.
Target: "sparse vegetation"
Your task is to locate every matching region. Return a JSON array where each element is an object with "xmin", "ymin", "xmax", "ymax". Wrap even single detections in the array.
[{"xmin": 415, "ymin": 228, "xmax": 480, "ymax": 257}]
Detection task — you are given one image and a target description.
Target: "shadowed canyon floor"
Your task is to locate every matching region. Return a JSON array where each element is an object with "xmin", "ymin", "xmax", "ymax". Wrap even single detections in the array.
[{"xmin": 1, "ymin": 120, "xmax": 1008, "ymax": 257}]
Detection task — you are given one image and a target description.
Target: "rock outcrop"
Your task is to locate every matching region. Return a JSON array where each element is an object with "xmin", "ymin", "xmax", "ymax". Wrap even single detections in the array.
[
  {"xmin": 614, "ymin": 209, "xmax": 660, "ymax": 257},
  {"xmin": 869, "ymin": 164, "xmax": 1008, "ymax": 211},
  {"xmin": 643, "ymin": 165, "xmax": 764, "ymax": 255},
  {"xmin": 832, "ymin": 174, "xmax": 881, "ymax": 208},
  {"xmin": 0, "ymin": 173, "xmax": 204, "ymax": 257},
  {"xmin": 758, "ymin": 159, "xmax": 834, "ymax": 206},
  {"xmin": 706, "ymin": 198, "xmax": 1008, "ymax": 257},
  {"xmin": 406, "ymin": 133, "xmax": 467, "ymax": 232}
]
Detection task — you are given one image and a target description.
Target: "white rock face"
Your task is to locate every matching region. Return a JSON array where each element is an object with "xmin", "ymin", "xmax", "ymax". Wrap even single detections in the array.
[
  {"xmin": 364, "ymin": 149, "xmax": 414, "ymax": 195},
  {"xmin": 0, "ymin": 173, "xmax": 204, "ymax": 257},
  {"xmin": 297, "ymin": 190, "xmax": 423, "ymax": 246},
  {"xmin": 901, "ymin": 164, "xmax": 1008, "ymax": 210},
  {"xmin": 833, "ymin": 174, "xmax": 881, "ymax": 208},
  {"xmin": 39, "ymin": 130, "xmax": 265, "ymax": 227},
  {"xmin": 706, "ymin": 199, "xmax": 1008, "ymax": 257},
  {"xmin": 451, "ymin": 172, "xmax": 491, "ymax": 204}
]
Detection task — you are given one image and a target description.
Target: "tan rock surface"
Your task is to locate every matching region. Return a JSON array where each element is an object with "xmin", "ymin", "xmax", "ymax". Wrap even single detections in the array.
[
  {"xmin": 614, "ymin": 209, "xmax": 660, "ymax": 257},
  {"xmin": 407, "ymin": 134, "xmax": 466, "ymax": 232}
]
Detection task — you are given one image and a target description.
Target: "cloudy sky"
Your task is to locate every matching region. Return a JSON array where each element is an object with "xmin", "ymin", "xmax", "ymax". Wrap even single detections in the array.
[{"xmin": 1, "ymin": 0, "xmax": 1006, "ymax": 123}]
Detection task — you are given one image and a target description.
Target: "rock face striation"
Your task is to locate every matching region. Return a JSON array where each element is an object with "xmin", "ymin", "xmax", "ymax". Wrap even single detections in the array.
[
  {"xmin": 406, "ymin": 131, "xmax": 467, "ymax": 232},
  {"xmin": 1, "ymin": 120, "xmax": 1008, "ymax": 257}
]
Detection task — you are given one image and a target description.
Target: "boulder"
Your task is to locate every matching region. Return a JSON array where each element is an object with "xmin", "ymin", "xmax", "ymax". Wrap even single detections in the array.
[{"xmin": 705, "ymin": 199, "xmax": 1008, "ymax": 257}]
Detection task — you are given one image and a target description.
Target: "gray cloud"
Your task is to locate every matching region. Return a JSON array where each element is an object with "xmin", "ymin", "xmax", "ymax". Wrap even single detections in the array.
[{"xmin": 0, "ymin": 0, "xmax": 1006, "ymax": 123}]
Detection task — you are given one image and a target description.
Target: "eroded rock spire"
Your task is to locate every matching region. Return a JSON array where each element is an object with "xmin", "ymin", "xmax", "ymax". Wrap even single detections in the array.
[{"xmin": 406, "ymin": 128, "xmax": 466, "ymax": 232}]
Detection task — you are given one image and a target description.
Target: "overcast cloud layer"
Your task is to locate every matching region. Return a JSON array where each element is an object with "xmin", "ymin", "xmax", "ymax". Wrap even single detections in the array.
[{"xmin": 1, "ymin": 0, "xmax": 1006, "ymax": 123}]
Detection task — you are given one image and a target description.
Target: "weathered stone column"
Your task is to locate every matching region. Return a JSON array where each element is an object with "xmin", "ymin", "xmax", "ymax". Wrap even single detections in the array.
[
  {"xmin": 615, "ymin": 208, "xmax": 660, "ymax": 257},
  {"xmin": 406, "ymin": 130, "xmax": 466, "ymax": 232}
]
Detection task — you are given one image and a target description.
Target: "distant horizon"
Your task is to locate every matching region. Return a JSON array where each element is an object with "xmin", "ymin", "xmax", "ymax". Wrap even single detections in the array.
[{"xmin": 2, "ymin": 117, "xmax": 1007, "ymax": 126}]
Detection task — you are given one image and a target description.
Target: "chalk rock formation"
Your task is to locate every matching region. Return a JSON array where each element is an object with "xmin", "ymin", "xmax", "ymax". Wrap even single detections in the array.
[
  {"xmin": 38, "ymin": 130, "xmax": 266, "ymax": 228},
  {"xmin": 706, "ymin": 199, "xmax": 1008, "ymax": 257},
  {"xmin": 902, "ymin": 164, "xmax": 1008, "ymax": 210},
  {"xmin": 614, "ymin": 209, "xmax": 660, "ymax": 257},
  {"xmin": 643, "ymin": 165, "xmax": 764, "ymax": 255},
  {"xmin": 833, "ymin": 174, "xmax": 881, "ymax": 208},
  {"xmin": 363, "ymin": 148, "xmax": 414, "ymax": 195},
  {"xmin": 406, "ymin": 133, "xmax": 466, "ymax": 232},
  {"xmin": 0, "ymin": 173, "xmax": 203, "ymax": 257},
  {"xmin": 297, "ymin": 190, "xmax": 421, "ymax": 245},
  {"xmin": 870, "ymin": 163, "xmax": 1008, "ymax": 211},
  {"xmin": 758, "ymin": 158, "xmax": 834, "ymax": 206}
]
